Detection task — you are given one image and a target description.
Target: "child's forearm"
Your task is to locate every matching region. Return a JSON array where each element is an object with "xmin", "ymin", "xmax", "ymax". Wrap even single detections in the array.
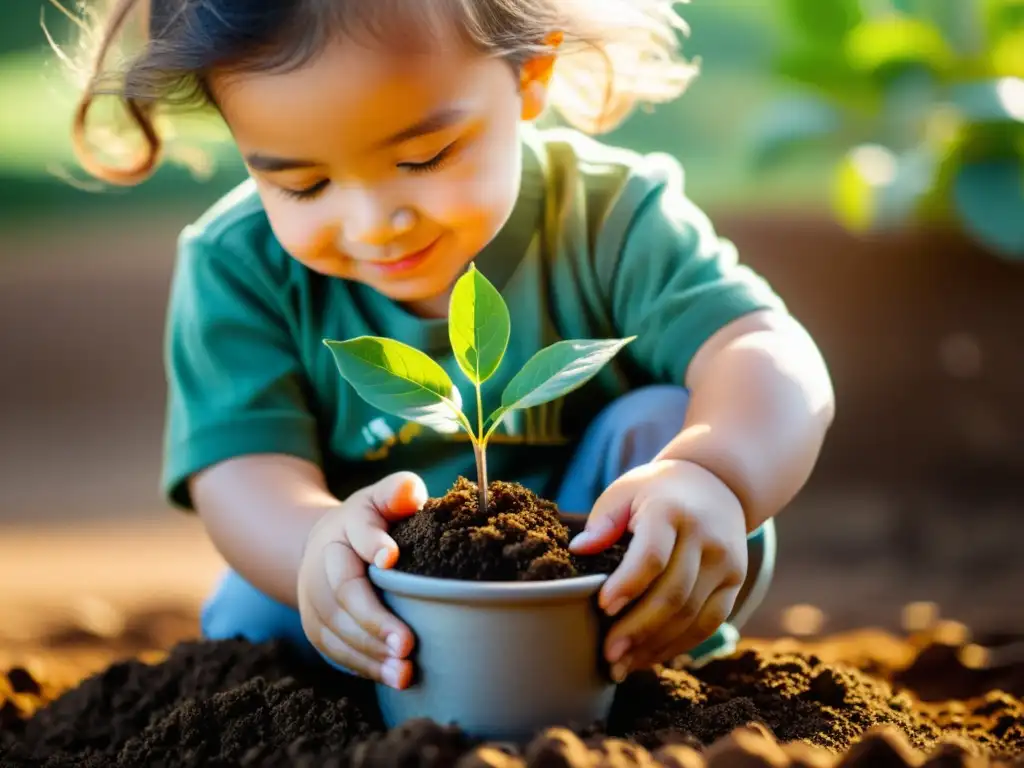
[
  {"xmin": 657, "ymin": 311, "xmax": 835, "ymax": 531},
  {"xmin": 190, "ymin": 454, "xmax": 342, "ymax": 607}
]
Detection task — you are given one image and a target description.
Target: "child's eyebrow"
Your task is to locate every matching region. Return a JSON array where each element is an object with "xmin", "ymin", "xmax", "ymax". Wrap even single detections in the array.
[
  {"xmin": 245, "ymin": 154, "xmax": 319, "ymax": 173},
  {"xmin": 375, "ymin": 107, "xmax": 468, "ymax": 149},
  {"xmin": 243, "ymin": 107, "xmax": 469, "ymax": 172}
]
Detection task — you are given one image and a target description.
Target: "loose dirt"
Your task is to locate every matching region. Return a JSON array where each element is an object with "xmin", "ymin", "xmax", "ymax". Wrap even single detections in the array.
[
  {"xmin": 2, "ymin": 615, "xmax": 1023, "ymax": 767},
  {"xmin": 390, "ymin": 478, "xmax": 628, "ymax": 581}
]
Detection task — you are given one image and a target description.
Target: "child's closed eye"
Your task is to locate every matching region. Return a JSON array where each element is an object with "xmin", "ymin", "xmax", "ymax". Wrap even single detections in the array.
[
  {"xmin": 397, "ymin": 140, "xmax": 461, "ymax": 174},
  {"xmin": 280, "ymin": 178, "xmax": 330, "ymax": 201}
]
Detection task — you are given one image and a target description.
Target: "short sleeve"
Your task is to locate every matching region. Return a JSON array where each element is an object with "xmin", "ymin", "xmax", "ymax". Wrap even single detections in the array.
[
  {"xmin": 593, "ymin": 153, "xmax": 786, "ymax": 386},
  {"xmin": 161, "ymin": 228, "xmax": 320, "ymax": 510}
]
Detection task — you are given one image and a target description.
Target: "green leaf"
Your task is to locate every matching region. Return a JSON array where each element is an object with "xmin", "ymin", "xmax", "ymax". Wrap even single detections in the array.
[
  {"xmin": 775, "ymin": 47, "xmax": 877, "ymax": 110},
  {"xmin": 846, "ymin": 17, "xmax": 956, "ymax": 81},
  {"xmin": 832, "ymin": 143, "xmax": 936, "ymax": 232},
  {"xmin": 749, "ymin": 95, "xmax": 845, "ymax": 171},
  {"xmin": 992, "ymin": 30, "xmax": 1024, "ymax": 76},
  {"xmin": 782, "ymin": 0, "xmax": 863, "ymax": 44},
  {"xmin": 448, "ymin": 264, "xmax": 510, "ymax": 386},
  {"xmin": 984, "ymin": 0, "xmax": 1024, "ymax": 43},
  {"xmin": 490, "ymin": 338, "xmax": 634, "ymax": 428},
  {"xmin": 953, "ymin": 160, "xmax": 1024, "ymax": 258},
  {"xmin": 948, "ymin": 77, "xmax": 1024, "ymax": 125},
  {"xmin": 323, "ymin": 337, "xmax": 465, "ymax": 434}
]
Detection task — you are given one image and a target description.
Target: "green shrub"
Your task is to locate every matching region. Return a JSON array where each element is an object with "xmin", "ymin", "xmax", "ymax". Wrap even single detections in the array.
[{"xmin": 749, "ymin": 0, "xmax": 1024, "ymax": 258}]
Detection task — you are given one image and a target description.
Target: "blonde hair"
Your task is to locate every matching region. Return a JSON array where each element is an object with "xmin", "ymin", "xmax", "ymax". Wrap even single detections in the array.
[{"xmin": 57, "ymin": 0, "xmax": 698, "ymax": 186}]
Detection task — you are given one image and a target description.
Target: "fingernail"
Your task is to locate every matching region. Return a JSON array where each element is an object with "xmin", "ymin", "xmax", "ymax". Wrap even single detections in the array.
[
  {"xmin": 381, "ymin": 659, "xmax": 404, "ymax": 689},
  {"xmin": 374, "ymin": 548, "xmax": 391, "ymax": 568},
  {"xmin": 386, "ymin": 633, "xmax": 403, "ymax": 656},
  {"xmin": 606, "ymin": 597, "xmax": 629, "ymax": 617},
  {"xmin": 607, "ymin": 637, "xmax": 631, "ymax": 663},
  {"xmin": 611, "ymin": 656, "xmax": 631, "ymax": 683}
]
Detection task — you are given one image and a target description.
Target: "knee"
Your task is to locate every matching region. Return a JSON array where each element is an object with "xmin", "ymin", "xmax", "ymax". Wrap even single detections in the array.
[
  {"xmin": 601, "ymin": 385, "xmax": 690, "ymax": 445},
  {"xmin": 201, "ymin": 570, "xmax": 308, "ymax": 648}
]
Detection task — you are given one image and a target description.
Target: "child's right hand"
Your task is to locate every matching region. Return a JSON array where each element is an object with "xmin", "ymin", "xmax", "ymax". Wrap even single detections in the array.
[{"xmin": 297, "ymin": 471, "xmax": 427, "ymax": 689}]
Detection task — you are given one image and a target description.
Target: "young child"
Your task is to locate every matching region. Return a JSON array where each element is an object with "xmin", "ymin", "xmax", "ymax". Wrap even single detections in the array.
[{"xmin": 69, "ymin": 0, "xmax": 834, "ymax": 691}]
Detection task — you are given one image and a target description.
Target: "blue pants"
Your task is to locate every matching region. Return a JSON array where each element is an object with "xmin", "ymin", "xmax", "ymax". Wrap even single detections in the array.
[{"xmin": 201, "ymin": 385, "xmax": 776, "ymax": 663}]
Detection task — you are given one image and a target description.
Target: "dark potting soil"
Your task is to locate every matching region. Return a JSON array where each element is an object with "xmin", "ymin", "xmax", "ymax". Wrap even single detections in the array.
[
  {"xmin": 4, "ymin": 627, "xmax": 1024, "ymax": 767},
  {"xmin": 389, "ymin": 477, "xmax": 628, "ymax": 581}
]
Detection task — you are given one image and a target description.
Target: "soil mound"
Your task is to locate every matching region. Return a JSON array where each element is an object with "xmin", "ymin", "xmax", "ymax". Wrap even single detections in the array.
[
  {"xmin": 3, "ymin": 625, "xmax": 1023, "ymax": 766},
  {"xmin": 390, "ymin": 478, "xmax": 627, "ymax": 581}
]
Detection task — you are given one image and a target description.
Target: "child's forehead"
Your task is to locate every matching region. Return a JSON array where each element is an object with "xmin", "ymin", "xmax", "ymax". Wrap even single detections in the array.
[{"xmin": 213, "ymin": 39, "xmax": 512, "ymax": 153}]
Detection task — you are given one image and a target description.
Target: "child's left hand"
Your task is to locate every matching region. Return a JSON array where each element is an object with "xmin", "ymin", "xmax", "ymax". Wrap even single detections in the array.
[{"xmin": 569, "ymin": 458, "xmax": 748, "ymax": 681}]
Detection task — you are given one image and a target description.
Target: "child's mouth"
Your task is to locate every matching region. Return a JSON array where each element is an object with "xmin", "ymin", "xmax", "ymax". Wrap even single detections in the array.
[{"xmin": 369, "ymin": 238, "xmax": 441, "ymax": 276}]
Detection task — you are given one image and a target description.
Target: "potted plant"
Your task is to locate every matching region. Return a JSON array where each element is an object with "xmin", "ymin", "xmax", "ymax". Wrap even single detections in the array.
[
  {"xmin": 747, "ymin": 0, "xmax": 1024, "ymax": 260},
  {"xmin": 323, "ymin": 264, "xmax": 634, "ymax": 741}
]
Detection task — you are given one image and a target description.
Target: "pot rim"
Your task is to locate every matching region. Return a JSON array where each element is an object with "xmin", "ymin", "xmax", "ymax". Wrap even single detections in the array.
[{"xmin": 367, "ymin": 566, "xmax": 608, "ymax": 603}]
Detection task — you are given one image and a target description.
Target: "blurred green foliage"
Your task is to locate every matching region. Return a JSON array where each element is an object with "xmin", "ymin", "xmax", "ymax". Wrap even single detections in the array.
[{"xmin": 751, "ymin": 0, "xmax": 1024, "ymax": 258}]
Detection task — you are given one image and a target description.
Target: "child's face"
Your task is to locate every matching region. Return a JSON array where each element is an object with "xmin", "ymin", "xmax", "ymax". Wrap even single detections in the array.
[{"xmin": 212, "ymin": 35, "xmax": 553, "ymax": 315}]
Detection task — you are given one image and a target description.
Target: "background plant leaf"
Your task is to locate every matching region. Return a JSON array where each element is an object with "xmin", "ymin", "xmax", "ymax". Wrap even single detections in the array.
[
  {"xmin": 948, "ymin": 77, "xmax": 1024, "ymax": 123},
  {"xmin": 846, "ymin": 17, "xmax": 956, "ymax": 82},
  {"xmin": 490, "ymin": 338, "xmax": 634, "ymax": 428},
  {"xmin": 324, "ymin": 337, "xmax": 465, "ymax": 434},
  {"xmin": 984, "ymin": 0, "xmax": 1024, "ymax": 44},
  {"xmin": 448, "ymin": 265, "xmax": 510, "ymax": 386},
  {"xmin": 749, "ymin": 95, "xmax": 845, "ymax": 171},
  {"xmin": 832, "ymin": 143, "xmax": 936, "ymax": 232},
  {"xmin": 774, "ymin": 48, "xmax": 878, "ymax": 111},
  {"xmin": 781, "ymin": 0, "xmax": 863, "ymax": 44},
  {"xmin": 953, "ymin": 159, "xmax": 1024, "ymax": 257}
]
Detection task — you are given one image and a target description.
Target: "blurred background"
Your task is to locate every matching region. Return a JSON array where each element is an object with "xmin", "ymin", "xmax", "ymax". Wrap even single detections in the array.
[{"xmin": 1, "ymin": 0, "xmax": 1022, "ymax": 643}]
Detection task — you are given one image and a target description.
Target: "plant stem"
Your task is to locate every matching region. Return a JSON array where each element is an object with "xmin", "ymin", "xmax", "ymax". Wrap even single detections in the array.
[{"xmin": 475, "ymin": 382, "xmax": 488, "ymax": 513}]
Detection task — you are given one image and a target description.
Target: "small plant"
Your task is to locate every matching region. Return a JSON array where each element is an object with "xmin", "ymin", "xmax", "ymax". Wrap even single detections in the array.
[
  {"xmin": 748, "ymin": 0, "xmax": 1024, "ymax": 259},
  {"xmin": 324, "ymin": 265, "xmax": 633, "ymax": 513}
]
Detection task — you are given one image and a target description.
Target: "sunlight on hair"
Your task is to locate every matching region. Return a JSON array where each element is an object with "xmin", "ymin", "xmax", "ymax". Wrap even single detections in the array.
[{"xmin": 52, "ymin": 0, "xmax": 698, "ymax": 185}]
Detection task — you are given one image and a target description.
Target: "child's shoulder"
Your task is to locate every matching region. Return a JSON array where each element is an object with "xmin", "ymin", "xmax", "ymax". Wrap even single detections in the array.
[
  {"xmin": 175, "ymin": 178, "xmax": 293, "ymax": 281},
  {"xmin": 524, "ymin": 124, "xmax": 684, "ymax": 202},
  {"xmin": 525, "ymin": 125, "xmax": 689, "ymax": 230}
]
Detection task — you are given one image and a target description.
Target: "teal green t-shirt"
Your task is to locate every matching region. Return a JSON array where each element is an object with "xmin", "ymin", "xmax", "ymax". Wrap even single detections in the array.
[{"xmin": 161, "ymin": 126, "xmax": 785, "ymax": 510}]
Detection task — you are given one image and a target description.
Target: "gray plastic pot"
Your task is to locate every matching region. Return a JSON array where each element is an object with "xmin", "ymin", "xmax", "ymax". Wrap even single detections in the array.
[{"xmin": 365, "ymin": 516, "xmax": 615, "ymax": 741}]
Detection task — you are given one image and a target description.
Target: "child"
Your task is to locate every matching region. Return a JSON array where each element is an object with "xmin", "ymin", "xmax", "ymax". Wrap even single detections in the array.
[{"xmin": 68, "ymin": 0, "xmax": 834, "ymax": 691}]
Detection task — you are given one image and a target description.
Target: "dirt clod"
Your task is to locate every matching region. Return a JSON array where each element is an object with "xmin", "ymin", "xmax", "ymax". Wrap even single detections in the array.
[{"xmin": 390, "ymin": 478, "xmax": 628, "ymax": 581}]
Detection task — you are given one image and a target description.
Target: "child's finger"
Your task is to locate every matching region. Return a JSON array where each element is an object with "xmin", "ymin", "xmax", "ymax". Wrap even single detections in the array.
[
  {"xmin": 568, "ymin": 475, "xmax": 635, "ymax": 555},
  {"xmin": 336, "ymin": 575, "xmax": 415, "ymax": 658},
  {"xmin": 603, "ymin": 534, "xmax": 702, "ymax": 664},
  {"xmin": 362, "ymin": 471, "xmax": 429, "ymax": 521},
  {"xmin": 342, "ymin": 518, "xmax": 401, "ymax": 569},
  {"xmin": 318, "ymin": 627, "xmax": 413, "ymax": 689},
  {"xmin": 598, "ymin": 511, "xmax": 676, "ymax": 616},
  {"xmin": 327, "ymin": 605, "xmax": 394, "ymax": 662},
  {"xmin": 637, "ymin": 584, "xmax": 740, "ymax": 669}
]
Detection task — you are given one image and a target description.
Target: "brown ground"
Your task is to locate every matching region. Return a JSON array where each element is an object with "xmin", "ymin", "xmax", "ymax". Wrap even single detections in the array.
[
  {"xmin": 391, "ymin": 477, "xmax": 627, "ymax": 580},
  {"xmin": 2, "ymin": 605, "xmax": 1024, "ymax": 766}
]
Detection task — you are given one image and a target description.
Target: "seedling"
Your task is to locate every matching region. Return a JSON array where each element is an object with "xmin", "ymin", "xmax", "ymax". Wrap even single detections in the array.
[{"xmin": 324, "ymin": 264, "xmax": 634, "ymax": 513}]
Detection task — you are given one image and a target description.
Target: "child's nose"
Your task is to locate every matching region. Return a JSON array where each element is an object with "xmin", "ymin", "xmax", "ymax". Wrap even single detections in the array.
[{"xmin": 341, "ymin": 191, "xmax": 414, "ymax": 247}]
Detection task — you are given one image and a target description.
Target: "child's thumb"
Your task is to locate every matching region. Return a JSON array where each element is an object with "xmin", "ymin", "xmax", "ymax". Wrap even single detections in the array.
[
  {"xmin": 568, "ymin": 488, "xmax": 632, "ymax": 555},
  {"xmin": 366, "ymin": 471, "xmax": 429, "ymax": 521}
]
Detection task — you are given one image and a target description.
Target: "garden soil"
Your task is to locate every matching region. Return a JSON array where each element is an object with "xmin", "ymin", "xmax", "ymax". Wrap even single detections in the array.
[
  {"xmin": 390, "ymin": 478, "xmax": 628, "ymax": 580},
  {"xmin": 2, "ymin": 613, "xmax": 1024, "ymax": 767}
]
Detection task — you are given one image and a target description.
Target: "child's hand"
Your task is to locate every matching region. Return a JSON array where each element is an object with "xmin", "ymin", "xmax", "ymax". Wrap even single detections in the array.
[
  {"xmin": 569, "ymin": 459, "xmax": 747, "ymax": 681},
  {"xmin": 297, "ymin": 471, "xmax": 426, "ymax": 689}
]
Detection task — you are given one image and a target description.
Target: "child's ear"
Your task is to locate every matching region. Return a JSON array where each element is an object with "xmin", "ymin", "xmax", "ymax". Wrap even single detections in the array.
[{"xmin": 519, "ymin": 31, "xmax": 563, "ymax": 122}]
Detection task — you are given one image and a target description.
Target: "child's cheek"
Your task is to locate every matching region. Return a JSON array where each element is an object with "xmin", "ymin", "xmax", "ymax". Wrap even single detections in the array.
[{"xmin": 261, "ymin": 197, "xmax": 338, "ymax": 269}]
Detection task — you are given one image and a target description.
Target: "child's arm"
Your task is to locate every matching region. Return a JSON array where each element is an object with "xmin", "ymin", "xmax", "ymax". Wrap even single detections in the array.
[
  {"xmin": 190, "ymin": 453, "xmax": 340, "ymax": 607},
  {"xmin": 191, "ymin": 453, "xmax": 421, "ymax": 689},
  {"xmin": 656, "ymin": 308, "xmax": 834, "ymax": 533}
]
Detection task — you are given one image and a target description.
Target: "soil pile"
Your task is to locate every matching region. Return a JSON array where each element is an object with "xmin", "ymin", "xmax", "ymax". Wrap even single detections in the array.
[
  {"xmin": 390, "ymin": 478, "xmax": 628, "ymax": 581},
  {"xmin": 3, "ymin": 624, "xmax": 1024, "ymax": 767}
]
